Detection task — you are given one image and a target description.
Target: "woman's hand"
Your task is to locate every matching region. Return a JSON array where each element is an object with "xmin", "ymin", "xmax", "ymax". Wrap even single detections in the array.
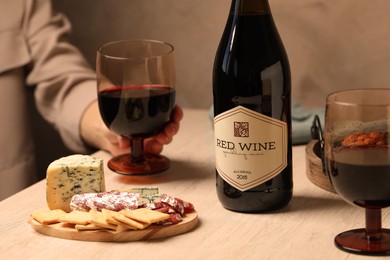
[
  {"xmin": 80, "ymin": 101, "xmax": 183, "ymax": 156},
  {"xmin": 116, "ymin": 105, "xmax": 183, "ymax": 155}
]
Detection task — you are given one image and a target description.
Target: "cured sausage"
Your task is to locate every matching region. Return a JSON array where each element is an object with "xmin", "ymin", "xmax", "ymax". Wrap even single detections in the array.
[{"xmin": 70, "ymin": 191, "xmax": 139, "ymax": 212}]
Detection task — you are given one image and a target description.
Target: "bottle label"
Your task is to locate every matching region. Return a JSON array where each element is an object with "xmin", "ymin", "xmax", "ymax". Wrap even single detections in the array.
[{"xmin": 214, "ymin": 105, "xmax": 287, "ymax": 191}]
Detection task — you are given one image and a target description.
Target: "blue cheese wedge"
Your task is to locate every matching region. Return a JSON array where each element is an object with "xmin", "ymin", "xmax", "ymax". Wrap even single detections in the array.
[{"xmin": 46, "ymin": 154, "xmax": 105, "ymax": 212}]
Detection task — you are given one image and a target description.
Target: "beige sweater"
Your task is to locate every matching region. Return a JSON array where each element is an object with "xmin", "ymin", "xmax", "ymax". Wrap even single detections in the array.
[{"xmin": 0, "ymin": 0, "xmax": 96, "ymax": 200}]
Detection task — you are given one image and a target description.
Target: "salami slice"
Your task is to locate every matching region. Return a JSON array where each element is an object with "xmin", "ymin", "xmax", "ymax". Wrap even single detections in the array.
[
  {"xmin": 160, "ymin": 194, "xmax": 195, "ymax": 215},
  {"xmin": 155, "ymin": 213, "xmax": 182, "ymax": 225}
]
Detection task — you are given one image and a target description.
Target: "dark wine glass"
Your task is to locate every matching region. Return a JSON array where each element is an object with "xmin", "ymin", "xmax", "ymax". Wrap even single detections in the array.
[
  {"xmin": 324, "ymin": 89, "xmax": 390, "ymax": 255},
  {"xmin": 96, "ymin": 39, "xmax": 176, "ymax": 175}
]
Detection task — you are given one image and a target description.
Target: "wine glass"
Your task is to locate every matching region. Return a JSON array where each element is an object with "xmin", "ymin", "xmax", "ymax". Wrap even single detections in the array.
[
  {"xmin": 324, "ymin": 89, "xmax": 390, "ymax": 255},
  {"xmin": 96, "ymin": 39, "xmax": 176, "ymax": 175}
]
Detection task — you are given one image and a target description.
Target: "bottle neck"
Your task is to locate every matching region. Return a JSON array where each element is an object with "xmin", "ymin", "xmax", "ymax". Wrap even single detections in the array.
[{"xmin": 231, "ymin": 0, "xmax": 271, "ymax": 15}]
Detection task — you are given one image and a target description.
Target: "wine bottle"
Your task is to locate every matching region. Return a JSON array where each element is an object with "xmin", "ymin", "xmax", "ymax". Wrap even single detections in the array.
[{"xmin": 212, "ymin": 0, "xmax": 293, "ymax": 212}]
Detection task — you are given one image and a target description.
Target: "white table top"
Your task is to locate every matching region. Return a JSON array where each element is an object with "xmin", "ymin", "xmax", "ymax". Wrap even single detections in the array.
[{"xmin": 1, "ymin": 108, "xmax": 388, "ymax": 259}]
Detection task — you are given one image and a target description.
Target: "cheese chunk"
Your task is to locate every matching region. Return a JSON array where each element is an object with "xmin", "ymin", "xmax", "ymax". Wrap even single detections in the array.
[
  {"xmin": 125, "ymin": 187, "xmax": 159, "ymax": 196},
  {"xmin": 46, "ymin": 154, "xmax": 105, "ymax": 212},
  {"xmin": 139, "ymin": 194, "xmax": 162, "ymax": 208},
  {"xmin": 119, "ymin": 187, "xmax": 160, "ymax": 207}
]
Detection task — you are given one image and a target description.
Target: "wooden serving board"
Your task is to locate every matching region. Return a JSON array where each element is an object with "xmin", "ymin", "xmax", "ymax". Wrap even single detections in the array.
[{"xmin": 29, "ymin": 211, "xmax": 198, "ymax": 242}]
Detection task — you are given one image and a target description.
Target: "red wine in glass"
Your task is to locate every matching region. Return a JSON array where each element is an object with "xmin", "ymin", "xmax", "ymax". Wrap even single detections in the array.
[
  {"xmin": 98, "ymin": 86, "xmax": 175, "ymax": 138},
  {"xmin": 329, "ymin": 140, "xmax": 390, "ymax": 208}
]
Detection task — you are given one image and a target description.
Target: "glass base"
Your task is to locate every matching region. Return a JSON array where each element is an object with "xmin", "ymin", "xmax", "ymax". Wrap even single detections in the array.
[
  {"xmin": 107, "ymin": 153, "xmax": 170, "ymax": 175},
  {"xmin": 335, "ymin": 228, "xmax": 390, "ymax": 255}
]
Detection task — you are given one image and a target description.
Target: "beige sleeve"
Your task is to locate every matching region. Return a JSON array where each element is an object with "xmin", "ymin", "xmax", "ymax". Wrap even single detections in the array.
[{"xmin": 23, "ymin": 0, "xmax": 97, "ymax": 152}]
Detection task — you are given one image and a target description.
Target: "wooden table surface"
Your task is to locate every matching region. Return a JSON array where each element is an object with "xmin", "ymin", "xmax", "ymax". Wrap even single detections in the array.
[{"xmin": 1, "ymin": 108, "xmax": 389, "ymax": 260}]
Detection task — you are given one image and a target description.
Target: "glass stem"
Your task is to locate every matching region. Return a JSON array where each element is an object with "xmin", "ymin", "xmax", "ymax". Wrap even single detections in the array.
[
  {"xmin": 131, "ymin": 138, "xmax": 144, "ymax": 163},
  {"xmin": 366, "ymin": 208, "xmax": 382, "ymax": 241}
]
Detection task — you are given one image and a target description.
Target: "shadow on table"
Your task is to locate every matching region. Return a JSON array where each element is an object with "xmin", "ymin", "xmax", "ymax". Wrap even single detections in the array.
[
  {"xmin": 286, "ymin": 195, "xmax": 349, "ymax": 213},
  {"xmin": 114, "ymin": 158, "xmax": 214, "ymax": 185}
]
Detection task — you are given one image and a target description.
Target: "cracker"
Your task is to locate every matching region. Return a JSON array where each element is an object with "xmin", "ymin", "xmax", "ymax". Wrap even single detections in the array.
[
  {"xmin": 122, "ymin": 208, "xmax": 170, "ymax": 224},
  {"xmin": 112, "ymin": 211, "xmax": 149, "ymax": 230},
  {"xmin": 101, "ymin": 209, "xmax": 123, "ymax": 226},
  {"xmin": 114, "ymin": 223, "xmax": 132, "ymax": 233},
  {"xmin": 75, "ymin": 223, "xmax": 108, "ymax": 231},
  {"xmin": 58, "ymin": 210, "xmax": 91, "ymax": 225},
  {"xmin": 31, "ymin": 208, "xmax": 67, "ymax": 225},
  {"xmin": 89, "ymin": 210, "xmax": 117, "ymax": 230}
]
